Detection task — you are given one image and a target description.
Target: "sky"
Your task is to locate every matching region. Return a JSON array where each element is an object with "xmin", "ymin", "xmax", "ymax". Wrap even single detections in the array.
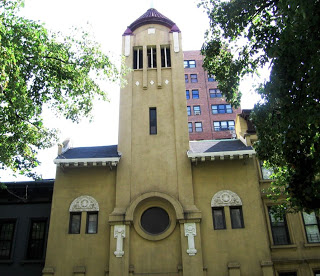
[{"xmin": 1, "ymin": 0, "xmax": 268, "ymax": 181}]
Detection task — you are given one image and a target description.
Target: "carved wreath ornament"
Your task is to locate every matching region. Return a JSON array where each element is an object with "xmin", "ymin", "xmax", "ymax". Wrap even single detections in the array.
[
  {"xmin": 69, "ymin": 195, "xmax": 99, "ymax": 212},
  {"xmin": 211, "ymin": 190, "xmax": 242, "ymax": 207}
]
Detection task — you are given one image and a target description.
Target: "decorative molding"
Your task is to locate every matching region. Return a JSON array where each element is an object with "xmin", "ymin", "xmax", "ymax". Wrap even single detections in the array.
[
  {"xmin": 124, "ymin": 35, "xmax": 130, "ymax": 57},
  {"xmin": 148, "ymin": 28, "xmax": 155, "ymax": 34},
  {"xmin": 173, "ymin": 32, "xmax": 179, "ymax": 53},
  {"xmin": 135, "ymin": 81, "xmax": 140, "ymax": 86},
  {"xmin": 114, "ymin": 225, "xmax": 126, "ymax": 257},
  {"xmin": 184, "ymin": 223, "xmax": 197, "ymax": 256},
  {"xmin": 165, "ymin": 80, "xmax": 169, "ymax": 85},
  {"xmin": 211, "ymin": 190, "xmax": 242, "ymax": 207},
  {"xmin": 150, "ymin": 80, "xmax": 154, "ymax": 85},
  {"xmin": 69, "ymin": 195, "xmax": 99, "ymax": 212}
]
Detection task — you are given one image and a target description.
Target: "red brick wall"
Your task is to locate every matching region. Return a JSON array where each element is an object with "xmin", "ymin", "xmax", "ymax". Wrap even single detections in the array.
[{"xmin": 184, "ymin": 50, "xmax": 241, "ymax": 140}]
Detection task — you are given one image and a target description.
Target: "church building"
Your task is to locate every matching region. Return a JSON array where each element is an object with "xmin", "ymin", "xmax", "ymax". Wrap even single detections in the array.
[{"xmin": 42, "ymin": 9, "xmax": 320, "ymax": 276}]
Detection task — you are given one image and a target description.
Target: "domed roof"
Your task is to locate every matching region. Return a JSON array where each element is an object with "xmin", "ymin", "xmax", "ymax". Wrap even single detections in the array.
[{"xmin": 123, "ymin": 8, "xmax": 180, "ymax": 35}]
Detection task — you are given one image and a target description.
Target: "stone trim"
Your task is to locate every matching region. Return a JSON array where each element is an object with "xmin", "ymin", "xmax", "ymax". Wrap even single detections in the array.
[
  {"xmin": 211, "ymin": 190, "xmax": 242, "ymax": 207},
  {"xmin": 69, "ymin": 195, "xmax": 99, "ymax": 212}
]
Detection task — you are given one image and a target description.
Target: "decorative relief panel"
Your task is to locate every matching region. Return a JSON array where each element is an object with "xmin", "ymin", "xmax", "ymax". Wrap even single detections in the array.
[
  {"xmin": 184, "ymin": 223, "xmax": 197, "ymax": 256},
  {"xmin": 211, "ymin": 190, "xmax": 242, "ymax": 207},
  {"xmin": 69, "ymin": 195, "xmax": 99, "ymax": 212},
  {"xmin": 114, "ymin": 225, "xmax": 126, "ymax": 258}
]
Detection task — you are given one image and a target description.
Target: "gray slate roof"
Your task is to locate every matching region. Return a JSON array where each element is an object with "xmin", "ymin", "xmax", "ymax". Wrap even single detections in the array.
[
  {"xmin": 56, "ymin": 145, "xmax": 120, "ymax": 160},
  {"xmin": 189, "ymin": 139, "xmax": 253, "ymax": 154}
]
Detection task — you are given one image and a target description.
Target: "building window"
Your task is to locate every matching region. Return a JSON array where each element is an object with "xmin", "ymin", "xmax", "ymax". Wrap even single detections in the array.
[
  {"xmin": 195, "ymin": 122, "xmax": 203, "ymax": 132},
  {"xmin": 69, "ymin": 212, "xmax": 81, "ymax": 234},
  {"xmin": 260, "ymin": 161, "xmax": 274, "ymax": 179},
  {"xmin": 185, "ymin": 74, "xmax": 188, "ymax": 83},
  {"xmin": 213, "ymin": 121, "xmax": 235, "ymax": 131},
  {"xmin": 147, "ymin": 46, "xmax": 157, "ymax": 68},
  {"xmin": 208, "ymin": 75, "xmax": 215, "ymax": 82},
  {"xmin": 149, "ymin": 107, "xmax": 157, "ymax": 135},
  {"xmin": 268, "ymin": 207, "xmax": 291, "ymax": 245},
  {"xmin": 161, "ymin": 46, "xmax": 171, "ymax": 67},
  {"xmin": 192, "ymin": 90, "xmax": 199, "ymax": 99},
  {"xmin": 133, "ymin": 47, "xmax": 143, "ymax": 69},
  {"xmin": 211, "ymin": 104, "xmax": 232, "ymax": 114},
  {"xmin": 230, "ymin": 206, "xmax": 244, "ymax": 229},
  {"xmin": 186, "ymin": 90, "xmax": 190, "ymax": 100},
  {"xmin": 302, "ymin": 212, "xmax": 320, "ymax": 243},
  {"xmin": 27, "ymin": 219, "xmax": 47, "ymax": 259},
  {"xmin": 190, "ymin": 74, "xmax": 198, "ymax": 83},
  {"xmin": 314, "ymin": 271, "xmax": 320, "ymax": 276},
  {"xmin": 278, "ymin": 273, "xmax": 297, "ymax": 276},
  {"xmin": 0, "ymin": 220, "xmax": 15, "ymax": 259},
  {"xmin": 193, "ymin": 105, "xmax": 201, "ymax": 115},
  {"xmin": 86, "ymin": 212, "xmax": 98, "ymax": 234},
  {"xmin": 188, "ymin": 122, "xmax": 193, "ymax": 133},
  {"xmin": 187, "ymin": 106, "xmax": 191, "ymax": 116},
  {"xmin": 184, "ymin": 60, "xmax": 196, "ymax": 68},
  {"xmin": 212, "ymin": 207, "xmax": 226, "ymax": 230},
  {"xmin": 209, "ymin": 89, "xmax": 222, "ymax": 98}
]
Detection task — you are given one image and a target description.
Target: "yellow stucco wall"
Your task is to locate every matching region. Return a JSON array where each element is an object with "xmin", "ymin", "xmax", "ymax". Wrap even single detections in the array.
[
  {"xmin": 192, "ymin": 158, "xmax": 273, "ymax": 275},
  {"xmin": 44, "ymin": 167, "xmax": 116, "ymax": 276}
]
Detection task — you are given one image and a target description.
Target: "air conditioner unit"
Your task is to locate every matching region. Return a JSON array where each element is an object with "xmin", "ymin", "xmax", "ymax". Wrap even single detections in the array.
[{"xmin": 194, "ymin": 111, "xmax": 201, "ymax": 115}]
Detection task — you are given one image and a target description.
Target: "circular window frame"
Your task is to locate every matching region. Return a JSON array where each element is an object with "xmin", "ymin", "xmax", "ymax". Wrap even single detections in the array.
[{"xmin": 133, "ymin": 198, "xmax": 176, "ymax": 241}]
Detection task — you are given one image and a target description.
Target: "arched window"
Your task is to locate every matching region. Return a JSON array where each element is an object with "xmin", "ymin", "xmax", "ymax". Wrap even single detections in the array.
[
  {"xmin": 69, "ymin": 196, "xmax": 99, "ymax": 234},
  {"xmin": 211, "ymin": 190, "xmax": 244, "ymax": 229}
]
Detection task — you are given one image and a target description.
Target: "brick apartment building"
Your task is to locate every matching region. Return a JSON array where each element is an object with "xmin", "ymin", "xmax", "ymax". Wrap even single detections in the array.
[{"xmin": 184, "ymin": 50, "xmax": 241, "ymax": 140}]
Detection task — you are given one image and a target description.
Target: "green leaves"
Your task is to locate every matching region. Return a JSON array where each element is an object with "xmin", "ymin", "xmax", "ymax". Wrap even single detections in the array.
[
  {"xmin": 0, "ymin": 0, "xmax": 121, "ymax": 178},
  {"xmin": 200, "ymin": 0, "xmax": 320, "ymax": 210}
]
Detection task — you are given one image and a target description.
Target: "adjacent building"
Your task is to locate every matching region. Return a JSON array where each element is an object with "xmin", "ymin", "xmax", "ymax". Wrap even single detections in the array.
[
  {"xmin": 0, "ymin": 180, "xmax": 54, "ymax": 276},
  {"xmin": 184, "ymin": 50, "xmax": 241, "ymax": 140}
]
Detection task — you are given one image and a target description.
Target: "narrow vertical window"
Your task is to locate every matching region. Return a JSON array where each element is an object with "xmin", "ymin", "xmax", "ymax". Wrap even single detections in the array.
[
  {"xmin": 147, "ymin": 46, "xmax": 157, "ymax": 68},
  {"xmin": 27, "ymin": 219, "xmax": 47, "ymax": 259},
  {"xmin": 69, "ymin": 212, "xmax": 81, "ymax": 234},
  {"xmin": 185, "ymin": 74, "xmax": 188, "ymax": 83},
  {"xmin": 188, "ymin": 122, "xmax": 193, "ymax": 133},
  {"xmin": 133, "ymin": 48, "xmax": 143, "ymax": 69},
  {"xmin": 187, "ymin": 106, "xmax": 191, "ymax": 116},
  {"xmin": 186, "ymin": 90, "xmax": 190, "ymax": 100},
  {"xmin": 268, "ymin": 207, "xmax": 291, "ymax": 245},
  {"xmin": 302, "ymin": 211, "xmax": 320, "ymax": 243},
  {"xmin": 161, "ymin": 46, "xmax": 171, "ymax": 67},
  {"xmin": 0, "ymin": 220, "xmax": 15, "ymax": 259},
  {"xmin": 230, "ymin": 206, "xmax": 244, "ymax": 229},
  {"xmin": 86, "ymin": 212, "xmax": 98, "ymax": 234},
  {"xmin": 149, "ymin": 108, "xmax": 157, "ymax": 135},
  {"xmin": 212, "ymin": 207, "xmax": 226, "ymax": 230}
]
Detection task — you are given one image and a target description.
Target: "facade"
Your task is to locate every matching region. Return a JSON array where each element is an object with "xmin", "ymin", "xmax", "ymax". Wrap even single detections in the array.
[
  {"xmin": 0, "ymin": 180, "xmax": 54, "ymax": 276},
  {"xmin": 41, "ymin": 8, "xmax": 320, "ymax": 276},
  {"xmin": 184, "ymin": 50, "xmax": 242, "ymax": 140}
]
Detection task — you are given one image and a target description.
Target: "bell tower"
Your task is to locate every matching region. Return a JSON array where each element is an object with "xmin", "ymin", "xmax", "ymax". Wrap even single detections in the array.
[
  {"xmin": 109, "ymin": 8, "xmax": 203, "ymax": 276},
  {"xmin": 114, "ymin": 9, "xmax": 199, "ymax": 214}
]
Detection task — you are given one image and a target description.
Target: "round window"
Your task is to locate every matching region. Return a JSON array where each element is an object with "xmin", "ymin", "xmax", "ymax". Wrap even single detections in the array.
[{"xmin": 140, "ymin": 207, "xmax": 170, "ymax": 235}]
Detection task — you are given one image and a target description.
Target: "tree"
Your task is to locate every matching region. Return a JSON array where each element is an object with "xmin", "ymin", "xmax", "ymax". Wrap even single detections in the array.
[
  {"xmin": 200, "ymin": 0, "xmax": 320, "ymax": 210},
  {"xmin": 0, "ymin": 1, "xmax": 122, "ymax": 178}
]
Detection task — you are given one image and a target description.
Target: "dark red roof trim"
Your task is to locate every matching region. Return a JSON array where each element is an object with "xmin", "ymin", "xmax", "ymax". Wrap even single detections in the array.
[{"xmin": 123, "ymin": 8, "xmax": 180, "ymax": 35}]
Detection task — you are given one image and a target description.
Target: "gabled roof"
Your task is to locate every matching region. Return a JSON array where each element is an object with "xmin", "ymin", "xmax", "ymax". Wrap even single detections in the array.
[
  {"xmin": 54, "ymin": 145, "xmax": 120, "ymax": 167},
  {"xmin": 187, "ymin": 139, "xmax": 255, "ymax": 162},
  {"xmin": 123, "ymin": 8, "xmax": 180, "ymax": 35}
]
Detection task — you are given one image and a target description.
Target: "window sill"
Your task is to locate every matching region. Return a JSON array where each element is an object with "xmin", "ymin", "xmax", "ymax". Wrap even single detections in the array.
[
  {"xmin": 0, "ymin": 260, "xmax": 13, "ymax": 264},
  {"xmin": 20, "ymin": 259, "xmax": 45, "ymax": 264},
  {"xmin": 270, "ymin": 244, "xmax": 297, "ymax": 250},
  {"xmin": 260, "ymin": 179, "xmax": 273, "ymax": 183},
  {"xmin": 304, "ymin": 243, "xmax": 320, "ymax": 248}
]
